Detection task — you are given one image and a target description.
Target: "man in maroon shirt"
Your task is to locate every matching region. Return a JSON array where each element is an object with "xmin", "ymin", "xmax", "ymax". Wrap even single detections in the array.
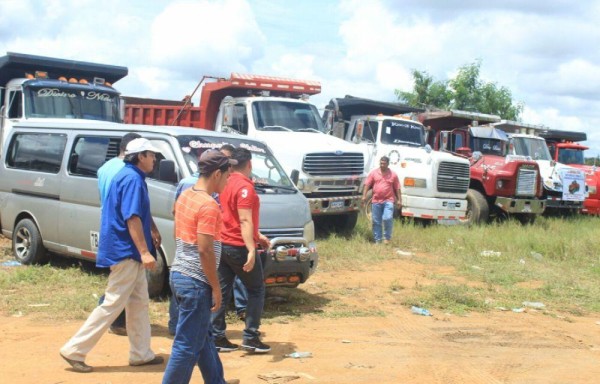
[
  {"xmin": 211, "ymin": 147, "xmax": 271, "ymax": 353},
  {"xmin": 362, "ymin": 156, "xmax": 402, "ymax": 244}
]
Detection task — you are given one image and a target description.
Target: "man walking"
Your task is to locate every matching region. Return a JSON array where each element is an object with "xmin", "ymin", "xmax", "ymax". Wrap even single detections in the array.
[
  {"xmin": 163, "ymin": 149, "xmax": 238, "ymax": 384},
  {"xmin": 60, "ymin": 138, "xmax": 164, "ymax": 373},
  {"xmin": 212, "ymin": 147, "xmax": 271, "ymax": 353},
  {"xmin": 96, "ymin": 132, "xmax": 141, "ymax": 336},
  {"xmin": 362, "ymin": 156, "xmax": 402, "ymax": 244}
]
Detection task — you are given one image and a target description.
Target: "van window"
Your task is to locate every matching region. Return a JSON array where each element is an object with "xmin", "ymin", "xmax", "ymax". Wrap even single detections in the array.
[
  {"xmin": 69, "ymin": 136, "xmax": 119, "ymax": 177},
  {"xmin": 147, "ymin": 139, "xmax": 178, "ymax": 183},
  {"xmin": 6, "ymin": 132, "xmax": 67, "ymax": 173}
]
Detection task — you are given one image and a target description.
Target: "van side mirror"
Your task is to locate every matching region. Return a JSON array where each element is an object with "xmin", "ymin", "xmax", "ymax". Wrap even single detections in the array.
[
  {"xmin": 290, "ymin": 169, "xmax": 299, "ymax": 185},
  {"xmin": 158, "ymin": 159, "xmax": 178, "ymax": 183}
]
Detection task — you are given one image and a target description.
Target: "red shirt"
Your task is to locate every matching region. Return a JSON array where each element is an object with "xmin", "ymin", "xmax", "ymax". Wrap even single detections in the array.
[
  {"xmin": 220, "ymin": 172, "xmax": 260, "ymax": 247},
  {"xmin": 365, "ymin": 168, "xmax": 400, "ymax": 203}
]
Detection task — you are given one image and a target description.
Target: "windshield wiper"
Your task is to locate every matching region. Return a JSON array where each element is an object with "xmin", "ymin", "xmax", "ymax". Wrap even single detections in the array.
[
  {"xmin": 254, "ymin": 183, "xmax": 297, "ymax": 193},
  {"xmin": 297, "ymin": 128, "xmax": 321, "ymax": 133},
  {"xmin": 259, "ymin": 125, "xmax": 292, "ymax": 132}
]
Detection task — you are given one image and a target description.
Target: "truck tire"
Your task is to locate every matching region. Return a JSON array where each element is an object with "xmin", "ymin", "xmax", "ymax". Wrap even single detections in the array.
[
  {"xmin": 465, "ymin": 189, "xmax": 489, "ymax": 225},
  {"xmin": 146, "ymin": 251, "xmax": 167, "ymax": 298},
  {"xmin": 12, "ymin": 218, "xmax": 49, "ymax": 265}
]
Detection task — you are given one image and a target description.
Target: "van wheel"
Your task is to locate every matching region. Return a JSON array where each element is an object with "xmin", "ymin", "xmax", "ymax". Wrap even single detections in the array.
[
  {"xmin": 13, "ymin": 219, "xmax": 48, "ymax": 265},
  {"xmin": 464, "ymin": 189, "xmax": 489, "ymax": 225},
  {"xmin": 146, "ymin": 251, "xmax": 167, "ymax": 298}
]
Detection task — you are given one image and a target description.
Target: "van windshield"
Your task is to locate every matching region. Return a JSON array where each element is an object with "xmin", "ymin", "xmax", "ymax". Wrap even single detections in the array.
[
  {"xmin": 176, "ymin": 136, "xmax": 296, "ymax": 192},
  {"xmin": 23, "ymin": 82, "xmax": 121, "ymax": 122}
]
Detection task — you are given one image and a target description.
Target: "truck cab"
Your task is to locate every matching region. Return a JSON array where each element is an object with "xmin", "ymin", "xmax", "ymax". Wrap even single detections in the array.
[
  {"xmin": 323, "ymin": 96, "xmax": 470, "ymax": 223},
  {"xmin": 0, "ymin": 52, "xmax": 126, "ymax": 149},
  {"xmin": 540, "ymin": 129, "xmax": 600, "ymax": 215},
  {"xmin": 421, "ymin": 110, "xmax": 545, "ymax": 224}
]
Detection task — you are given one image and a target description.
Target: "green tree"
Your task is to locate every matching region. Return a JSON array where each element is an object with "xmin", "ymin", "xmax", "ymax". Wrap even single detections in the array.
[{"xmin": 396, "ymin": 60, "xmax": 524, "ymax": 120}]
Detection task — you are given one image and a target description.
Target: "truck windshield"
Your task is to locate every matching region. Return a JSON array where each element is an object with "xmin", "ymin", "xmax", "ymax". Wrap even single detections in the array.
[
  {"xmin": 511, "ymin": 137, "xmax": 552, "ymax": 161},
  {"xmin": 252, "ymin": 101, "xmax": 326, "ymax": 133},
  {"xmin": 176, "ymin": 135, "xmax": 296, "ymax": 192},
  {"xmin": 558, "ymin": 148, "xmax": 585, "ymax": 165},
  {"xmin": 381, "ymin": 119, "xmax": 424, "ymax": 146},
  {"xmin": 471, "ymin": 138, "xmax": 506, "ymax": 156},
  {"xmin": 23, "ymin": 83, "xmax": 121, "ymax": 122}
]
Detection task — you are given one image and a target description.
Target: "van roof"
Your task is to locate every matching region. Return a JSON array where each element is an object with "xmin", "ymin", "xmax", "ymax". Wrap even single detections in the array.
[{"xmin": 10, "ymin": 120, "xmax": 269, "ymax": 146}]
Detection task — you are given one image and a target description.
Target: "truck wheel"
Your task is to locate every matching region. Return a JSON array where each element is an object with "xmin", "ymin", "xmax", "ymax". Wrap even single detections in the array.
[
  {"xmin": 12, "ymin": 218, "xmax": 49, "ymax": 265},
  {"xmin": 146, "ymin": 251, "xmax": 167, "ymax": 298},
  {"xmin": 465, "ymin": 189, "xmax": 489, "ymax": 225}
]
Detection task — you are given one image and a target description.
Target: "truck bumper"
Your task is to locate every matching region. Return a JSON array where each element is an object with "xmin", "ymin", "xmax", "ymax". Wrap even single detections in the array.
[
  {"xmin": 259, "ymin": 237, "xmax": 318, "ymax": 288},
  {"xmin": 401, "ymin": 195, "xmax": 468, "ymax": 221},
  {"xmin": 307, "ymin": 195, "xmax": 361, "ymax": 216},
  {"xmin": 545, "ymin": 197, "xmax": 584, "ymax": 209},
  {"xmin": 495, "ymin": 197, "xmax": 545, "ymax": 214}
]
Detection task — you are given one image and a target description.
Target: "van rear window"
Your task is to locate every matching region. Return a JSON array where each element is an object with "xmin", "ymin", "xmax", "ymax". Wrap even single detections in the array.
[{"xmin": 7, "ymin": 133, "xmax": 67, "ymax": 173}]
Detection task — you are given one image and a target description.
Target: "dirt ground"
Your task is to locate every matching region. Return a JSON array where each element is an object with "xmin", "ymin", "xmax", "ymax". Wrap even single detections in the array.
[{"xmin": 1, "ymin": 236, "xmax": 600, "ymax": 384}]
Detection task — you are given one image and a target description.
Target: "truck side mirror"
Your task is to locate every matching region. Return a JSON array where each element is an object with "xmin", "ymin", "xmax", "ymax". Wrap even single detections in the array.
[
  {"xmin": 290, "ymin": 169, "xmax": 299, "ymax": 185},
  {"xmin": 119, "ymin": 97, "xmax": 125, "ymax": 123},
  {"xmin": 353, "ymin": 120, "xmax": 364, "ymax": 143},
  {"xmin": 158, "ymin": 159, "xmax": 178, "ymax": 183},
  {"xmin": 221, "ymin": 102, "xmax": 234, "ymax": 127}
]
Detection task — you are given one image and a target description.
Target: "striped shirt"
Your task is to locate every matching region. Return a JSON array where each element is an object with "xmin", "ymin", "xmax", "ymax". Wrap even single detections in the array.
[{"xmin": 171, "ymin": 188, "xmax": 222, "ymax": 284}]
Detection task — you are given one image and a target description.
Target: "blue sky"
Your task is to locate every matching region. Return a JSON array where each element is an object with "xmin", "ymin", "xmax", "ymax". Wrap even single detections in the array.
[{"xmin": 2, "ymin": 0, "xmax": 600, "ymax": 154}]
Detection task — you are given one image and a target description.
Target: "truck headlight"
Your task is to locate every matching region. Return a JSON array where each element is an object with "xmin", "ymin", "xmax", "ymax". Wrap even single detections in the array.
[
  {"xmin": 404, "ymin": 178, "xmax": 426, "ymax": 188},
  {"xmin": 303, "ymin": 220, "xmax": 315, "ymax": 242}
]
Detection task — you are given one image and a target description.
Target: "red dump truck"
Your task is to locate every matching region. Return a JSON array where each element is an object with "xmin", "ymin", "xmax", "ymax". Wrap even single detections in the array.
[
  {"xmin": 539, "ymin": 129, "xmax": 600, "ymax": 215},
  {"xmin": 124, "ymin": 73, "xmax": 366, "ymax": 232},
  {"xmin": 420, "ymin": 110, "xmax": 545, "ymax": 224}
]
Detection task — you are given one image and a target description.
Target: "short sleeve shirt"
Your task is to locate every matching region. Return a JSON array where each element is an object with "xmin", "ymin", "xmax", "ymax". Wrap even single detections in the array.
[
  {"xmin": 96, "ymin": 163, "xmax": 155, "ymax": 267},
  {"xmin": 365, "ymin": 168, "xmax": 400, "ymax": 203},
  {"xmin": 171, "ymin": 188, "xmax": 222, "ymax": 284},
  {"xmin": 220, "ymin": 172, "xmax": 260, "ymax": 247},
  {"xmin": 97, "ymin": 157, "xmax": 125, "ymax": 207}
]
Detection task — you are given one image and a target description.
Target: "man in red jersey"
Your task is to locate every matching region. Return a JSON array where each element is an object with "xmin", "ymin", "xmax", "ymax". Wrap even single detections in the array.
[{"xmin": 211, "ymin": 147, "xmax": 271, "ymax": 353}]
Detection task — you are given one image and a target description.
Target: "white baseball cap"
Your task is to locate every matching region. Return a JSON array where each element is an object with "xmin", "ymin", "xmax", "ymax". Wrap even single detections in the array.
[{"xmin": 125, "ymin": 138, "xmax": 162, "ymax": 155}]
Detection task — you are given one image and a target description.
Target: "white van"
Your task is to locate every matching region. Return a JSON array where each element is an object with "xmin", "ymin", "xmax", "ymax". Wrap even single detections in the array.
[{"xmin": 0, "ymin": 121, "xmax": 318, "ymax": 296}]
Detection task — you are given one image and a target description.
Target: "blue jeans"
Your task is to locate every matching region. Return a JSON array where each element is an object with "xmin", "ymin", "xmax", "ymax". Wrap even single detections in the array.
[
  {"xmin": 169, "ymin": 277, "xmax": 248, "ymax": 335},
  {"xmin": 233, "ymin": 277, "xmax": 248, "ymax": 315},
  {"xmin": 372, "ymin": 201, "xmax": 394, "ymax": 242},
  {"xmin": 163, "ymin": 271, "xmax": 225, "ymax": 384},
  {"xmin": 211, "ymin": 245, "xmax": 265, "ymax": 341}
]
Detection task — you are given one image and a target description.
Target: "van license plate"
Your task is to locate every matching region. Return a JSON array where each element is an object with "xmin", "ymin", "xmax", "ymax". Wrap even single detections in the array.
[
  {"xmin": 90, "ymin": 231, "xmax": 99, "ymax": 252},
  {"xmin": 330, "ymin": 200, "xmax": 345, "ymax": 210}
]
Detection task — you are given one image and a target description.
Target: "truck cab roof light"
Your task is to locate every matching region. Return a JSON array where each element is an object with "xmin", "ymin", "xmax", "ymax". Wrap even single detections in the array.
[
  {"xmin": 79, "ymin": 78, "xmax": 88, "ymax": 84},
  {"xmin": 58, "ymin": 76, "xmax": 67, "ymax": 82},
  {"xmin": 68, "ymin": 78, "xmax": 78, "ymax": 83},
  {"xmin": 25, "ymin": 73, "xmax": 34, "ymax": 79},
  {"xmin": 35, "ymin": 71, "xmax": 48, "ymax": 79}
]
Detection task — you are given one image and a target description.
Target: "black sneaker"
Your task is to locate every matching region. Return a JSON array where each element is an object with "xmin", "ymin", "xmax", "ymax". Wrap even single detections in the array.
[
  {"xmin": 214, "ymin": 336, "xmax": 239, "ymax": 352},
  {"xmin": 241, "ymin": 338, "xmax": 271, "ymax": 353}
]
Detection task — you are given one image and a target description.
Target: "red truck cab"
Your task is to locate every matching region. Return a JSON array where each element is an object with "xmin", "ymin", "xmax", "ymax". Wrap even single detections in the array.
[{"xmin": 420, "ymin": 110, "xmax": 545, "ymax": 224}]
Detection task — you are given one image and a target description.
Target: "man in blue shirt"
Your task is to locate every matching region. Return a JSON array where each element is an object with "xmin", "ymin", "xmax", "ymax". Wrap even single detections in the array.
[
  {"xmin": 60, "ymin": 138, "xmax": 164, "ymax": 373},
  {"xmin": 96, "ymin": 132, "xmax": 140, "ymax": 336}
]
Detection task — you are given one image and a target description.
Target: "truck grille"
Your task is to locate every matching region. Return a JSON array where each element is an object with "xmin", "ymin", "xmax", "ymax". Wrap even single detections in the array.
[
  {"xmin": 437, "ymin": 161, "xmax": 470, "ymax": 194},
  {"xmin": 303, "ymin": 153, "xmax": 364, "ymax": 176},
  {"xmin": 516, "ymin": 167, "xmax": 537, "ymax": 196},
  {"xmin": 260, "ymin": 228, "xmax": 304, "ymax": 239}
]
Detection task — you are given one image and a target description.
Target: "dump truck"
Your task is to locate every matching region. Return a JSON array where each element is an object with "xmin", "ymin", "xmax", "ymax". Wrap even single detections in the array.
[
  {"xmin": 124, "ymin": 73, "xmax": 366, "ymax": 232},
  {"xmin": 420, "ymin": 110, "xmax": 545, "ymax": 224},
  {"xmin": 323, "ymin": 96, "xmax": 470, "ymax": 224}
]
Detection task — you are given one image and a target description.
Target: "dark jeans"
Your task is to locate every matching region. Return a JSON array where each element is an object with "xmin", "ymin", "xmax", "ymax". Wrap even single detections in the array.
[
  {"xmin": 163, "ymin": 272, "xmax": 225, "ymax": 384},
  {"xmin": 98, "ymin": 294, "xmax": 126, "ymax": 328},
  {"xmin": 211, "ymin": 245, "xmax": 265, "ymax": 341}
]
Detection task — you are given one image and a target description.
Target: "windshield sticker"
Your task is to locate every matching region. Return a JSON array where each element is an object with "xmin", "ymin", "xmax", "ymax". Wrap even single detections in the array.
[
  {"xmin": 85, "ymin": 92, "xmax": 114, "ymax": 101},
  {"xmin": 187, "ymin": 140, "xmax": 266, "ymax": 154},
  {"xmin": 386, "ymin": 126, "xmax": 391, "ymax": 135},
  {"xmin": 37, "ymin": 88, "xmax": 76, "ymax": 98},
  {"xmin": 388, "ymin": 121, "xmax": 421, "ymax": 129}
]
